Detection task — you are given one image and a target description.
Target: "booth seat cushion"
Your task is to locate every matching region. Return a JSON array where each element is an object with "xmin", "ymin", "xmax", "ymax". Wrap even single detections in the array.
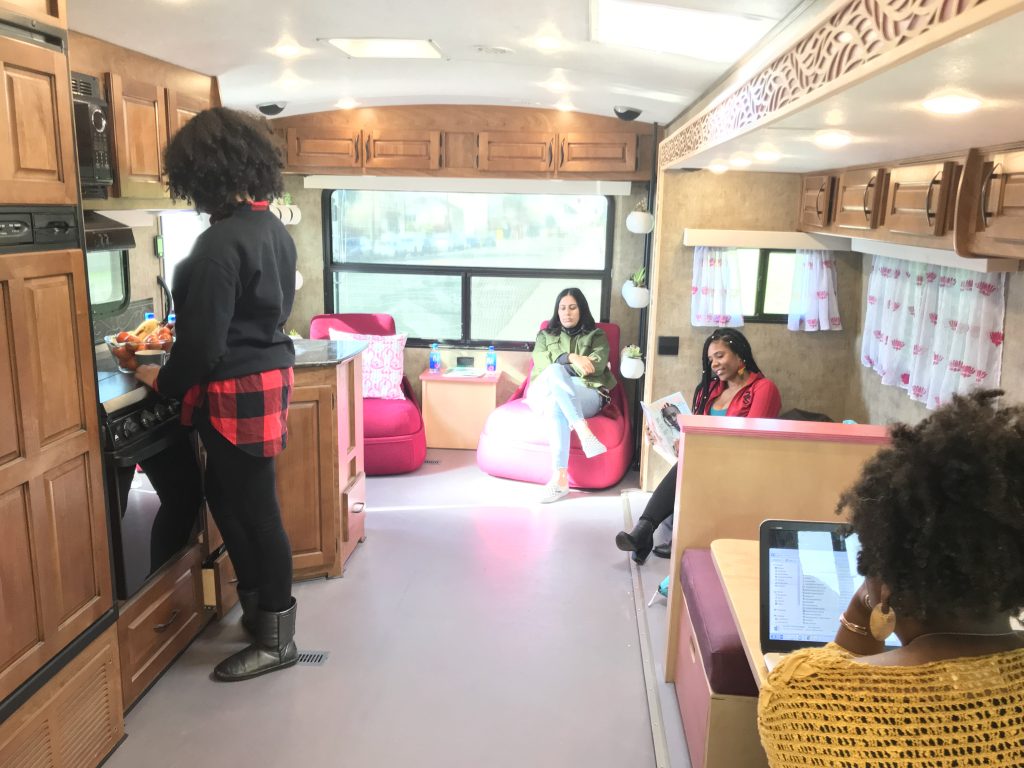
[
  {"xmin": 679, "ymin": 548, "xmax": 758, "ymax": 697},
  {"xmin": 363, "ymin": 396, "xmax": 423, "ymax": 439},
  {"xmin": 482, "ymin": 398, "xmax": 624, "ymax": 446}
]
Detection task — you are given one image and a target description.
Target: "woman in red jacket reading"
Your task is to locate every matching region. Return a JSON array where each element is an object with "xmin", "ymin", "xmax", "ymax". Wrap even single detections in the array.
[{"xmin": 615, "ymin": 327, "xmax": 780, "ymax": 563}]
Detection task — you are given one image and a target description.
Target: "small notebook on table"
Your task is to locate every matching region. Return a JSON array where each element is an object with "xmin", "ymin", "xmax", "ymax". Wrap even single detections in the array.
[{"xmin": 442, "ymin": 367, "xmax": 485, "ymax": 378}]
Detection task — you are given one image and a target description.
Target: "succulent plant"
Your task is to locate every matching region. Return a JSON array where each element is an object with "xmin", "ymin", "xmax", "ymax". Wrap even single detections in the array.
[
  {"xmin": 623, "ymin": 344, "xmax": 643, "ymax": 359},
  {"xmin": 629, "ymin": 266, "xmax": 646, "ymax": 287}
]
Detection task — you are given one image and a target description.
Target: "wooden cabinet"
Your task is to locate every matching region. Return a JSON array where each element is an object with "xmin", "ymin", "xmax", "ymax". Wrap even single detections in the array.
[
  {"xmin": 419, "ymin": 370, "xmax": 499, "ymax": 449},
  {"xmin": 885, "ymin": 160, "xmax": 958, "ymax": 237},
  {"xmin": 0, "ymin": 248, "xmax": 112, "ymax": 703},
  {"xmin": 365, "ymin": 129, "xmax": 441, "ymax": 170},
  {"xmin": 799, "ymin": 174, "xmax": 835, "ymax": 230},
  {"xmin": 478, "ymin": 131, "xmax": 555, "ymax": 172},
  {"xmin": 165, "ymin": 88, "xmax": 208, "ymax": 141},
  {"xmin": 833, "ymin": 167, "xmax": 886, "ymax": 231},
  {"xmin": 955, "ymin": 148, "xmax": 1024, "ymax": 258},
  {"xmin": 287, "ymin": 126, "xmax": 442, "ymax": 171},
  {"xmin": 0, "ymin": 0, "xmax": 66, "ymax": 28},
  {"xmin": 557, "ymin": 132, "xmax": 637, "ymax": 173},
  {"xmin": 287, "ymin": 126, "xmax": 363, "ymax": 170},
  {"xmin": 117, "ymin": 544, "xmax": 205, "ymax": 708},
  {"xmin": 0, "ymin": 32, "xmax": 77, "ymax": 205},
  {"xmin": 107, "ymin": 72, "xmax": 168, "ymax": 199}
]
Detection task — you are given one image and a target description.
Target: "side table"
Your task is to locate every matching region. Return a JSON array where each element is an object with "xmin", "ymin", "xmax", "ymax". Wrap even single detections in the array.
[{"xmin": 418, "ymin": 370, "xmax": 500, "ymax": 449}]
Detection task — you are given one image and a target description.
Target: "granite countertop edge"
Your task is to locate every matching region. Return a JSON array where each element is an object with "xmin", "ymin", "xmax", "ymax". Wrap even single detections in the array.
[{"xmin": 293, "ymin": 338, "xmax": 367, "ymax": 367}]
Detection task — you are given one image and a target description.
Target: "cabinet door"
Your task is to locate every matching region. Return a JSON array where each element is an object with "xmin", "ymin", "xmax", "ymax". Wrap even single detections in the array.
[
  {"xmin": 107, "ymin": 72, "xmax": 168, "ymax": 199},
  {"xmin": 885, "ymin": 161, "xmax": 957, "ymax": 236},
  {"xmin": 276, "ymin": 384, "xmax": 338, "ymax": 576},
  {"xmin": 0, "ymin": 0, "xmax": 67, "ymax": 28},
  {"xmin": 364, "ymin": 129, "xmax": 440, "ymax": 170},
  {"xmin": 0, "ymin": 35, "xmax": 77, "ymax": 205},
  {"xmin": 478, "ymin": 131, "xmax": 555, "ymax": 172},
  {"xmin": 799, "ymin": 174, "xmax": 835, "ymax": 230},
  {"xmin": 0, "ymin": 248, "xmax": 111, "ymax": 703},
  {"xmin": 963, "ymin": 150, "xmax": 1024, "ymax": 256},
  {"xmin": 165, "ymin": 89, "xmax": 209, "ymax": 142},
  {"xmin": 833, "ymin": 168, "xmax": 886, "ymax": 231},
  {"xmin": 286, "ymin": 126, "xmax": 362, "ymax": 170},
  {"xmin": 557, "ymin": 132, "xmax": 637, "ymax": 173}
]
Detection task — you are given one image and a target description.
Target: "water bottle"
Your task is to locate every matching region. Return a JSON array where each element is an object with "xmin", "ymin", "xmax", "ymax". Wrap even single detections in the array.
[
  {"xmin": 144, "ymin": 311, "xmax": 155, "ymax": 321},
  {"xmin": 486, "ymin": 345, "xmax": 497, "ymax": 373},
  {"xmin": 166, "ymin": 312, "xmax": 176, "ymax": 329},
  {"xmin": 429, "ymin": 343, "xmax": 441, "ymax": 374}
]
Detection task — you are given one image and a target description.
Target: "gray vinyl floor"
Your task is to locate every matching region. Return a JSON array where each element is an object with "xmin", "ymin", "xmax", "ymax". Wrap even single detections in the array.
[{"xmin": 103, "ymin": 450, "xmax": 690, "ymax": 768}]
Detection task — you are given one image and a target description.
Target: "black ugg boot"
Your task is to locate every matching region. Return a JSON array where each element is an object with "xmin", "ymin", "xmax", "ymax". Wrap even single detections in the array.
[
  {"xmin": 237, "ymin": 588, "xmax": 259, "ymax": 636},
  {"xmin": 214, "ymin": 598, "xmax": 298, "ymax": 682},
  {"xmin": 615, "ymin": 519, "xmax": 655, "ymax": 565}
]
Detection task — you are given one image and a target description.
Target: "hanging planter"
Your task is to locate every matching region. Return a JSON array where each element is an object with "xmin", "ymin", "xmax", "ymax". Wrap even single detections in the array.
[
  {"xmin": 626, "ymin": 199, "xmax": 655, "ymax": 234},
  {"xmin": 622, "ymin": 266, "xmax": 650, "ymax": 308},
  {"xmin": 620, "ymin": 346, "xmax": 645, "ymax": 379}
]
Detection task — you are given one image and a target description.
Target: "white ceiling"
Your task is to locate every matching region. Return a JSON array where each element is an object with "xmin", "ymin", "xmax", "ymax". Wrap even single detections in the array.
[
  {"xmin": 673, "ymin": 9, "xmax": 1024, "ymax": 172},
  {"xmin": 67, "ymin": 0, "xmax": 804, "ymax": 124}
]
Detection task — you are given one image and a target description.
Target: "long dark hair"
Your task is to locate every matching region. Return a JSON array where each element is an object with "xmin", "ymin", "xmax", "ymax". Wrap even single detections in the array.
[
  {"xmin": 546, "ymin": 287, "xmax": 597, "ymax": 336},
  {"xmin": 691, "ymin": 328, "xmax": 763, "ymax": 414}
]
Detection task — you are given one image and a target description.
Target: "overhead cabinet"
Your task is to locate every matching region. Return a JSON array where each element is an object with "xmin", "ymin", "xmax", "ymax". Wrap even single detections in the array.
[
  {"xmin": 955, "ymin": 148, "xmax": 1024, "ymax": 258},
  {"xmin": 799, "ymin": 174, "xmax": 835, "ymax": 230},
  {"xmin": 833, "ymin": 167, "xmax": 886, "ymax": 231},
  {"xmin": 287, "ymin": 127, "xmax": 441, "ymax": 171},
  {"xmin": 478, "ymin": 131, "xmax": 554, "ymax": 172},
  {"xmin": 365, "ymin": 129, "xmax": 441, "ymax": 170},
  {"xmin": 557, "ymin": 132, "xmax": 638, "ymax": 173},
  {"xmin": 884, "ymin": 160, "xmax": 958, "ymax": 237},
  {"xmin": 0, "ymin": 0, "xmax": 67, "ymax": 28},
  {"xmin": 106, "ymin": 73, "xmax": 168, "ymax": 199},
  {"xmin": 165, "ymin": 88, "xmax": 209, "ymax": 141}
]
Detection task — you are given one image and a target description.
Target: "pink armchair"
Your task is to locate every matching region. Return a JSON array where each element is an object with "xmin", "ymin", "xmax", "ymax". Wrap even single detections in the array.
[
  {"xmin": 310, "ymin": 313, "xmax": 426, "ymax": 475},
  {"xmin": 476, "ymin": 321, "xmax": 632, "ymax": 489}
]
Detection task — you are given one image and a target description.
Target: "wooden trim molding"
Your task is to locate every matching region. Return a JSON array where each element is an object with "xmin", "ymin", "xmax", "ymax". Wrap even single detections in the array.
[
  {"xmin": 661, "ymin": 0, "xmax": 1023, "ymax": 169},
  {"xmin": 678, "ymin": 415, "xmax": 890, "ymax": 445}
]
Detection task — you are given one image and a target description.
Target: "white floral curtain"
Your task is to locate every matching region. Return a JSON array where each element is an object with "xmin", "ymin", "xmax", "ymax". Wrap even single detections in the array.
[
  {"xmin": 691, "ymin": 246, "xmax": 744, "ymax": 327},
  {"xmin": 861, "ymin": 255, "xmax": 1006, "ymax": 410},
  {"xmin": 788, "ymin": 250, "xmax": 842, "ymax": 331}
]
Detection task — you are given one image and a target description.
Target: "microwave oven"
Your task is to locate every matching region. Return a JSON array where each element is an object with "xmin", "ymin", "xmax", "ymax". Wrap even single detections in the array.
[{"xmin": 70, "ymin": 72, "xmax": 114, "ymax": 194}]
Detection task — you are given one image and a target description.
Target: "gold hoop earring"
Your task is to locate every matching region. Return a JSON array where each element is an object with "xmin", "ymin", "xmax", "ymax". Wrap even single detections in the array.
[{"xmin": 870, "ymin": 602, "xmax": 896, "ymax": 641}]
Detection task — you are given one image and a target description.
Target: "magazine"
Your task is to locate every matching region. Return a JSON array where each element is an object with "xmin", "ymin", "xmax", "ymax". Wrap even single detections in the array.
[{"xmin": 639, "ymin": 392, "xmax": 691, "ymax": 463}]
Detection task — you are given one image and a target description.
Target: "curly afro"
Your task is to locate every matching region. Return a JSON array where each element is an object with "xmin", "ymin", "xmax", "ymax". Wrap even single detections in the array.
[
  {"xmin": 837, "ymin": 389, "xmax": 1024, "ymax": 622},
  {"xmin": 163, "ymin": 107, "xmax": 283, "ymax": 214}
]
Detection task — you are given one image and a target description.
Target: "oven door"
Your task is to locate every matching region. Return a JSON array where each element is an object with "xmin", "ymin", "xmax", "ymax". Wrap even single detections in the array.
[{"xmin": 104, "ymin": 420, "xmax": 202, "ymax": 600}]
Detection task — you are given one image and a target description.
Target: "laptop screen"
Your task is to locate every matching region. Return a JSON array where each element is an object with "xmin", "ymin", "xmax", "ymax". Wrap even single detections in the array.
[{"xmin": 759, "ymin": 520, "xmax": 900, "ymax": 653}]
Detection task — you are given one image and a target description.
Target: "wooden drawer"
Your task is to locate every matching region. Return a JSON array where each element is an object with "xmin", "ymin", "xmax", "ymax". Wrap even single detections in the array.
[
  {"xmin": 117, "ymin": 544, "xmax": 206, "ymax": 707},
  {"xmin": 202, "ymin": 548, "xmax": 238, "ymax": 617},
  {"xmin": 340, "ymin": 472, "xmax": 366, "ymax": 570}
]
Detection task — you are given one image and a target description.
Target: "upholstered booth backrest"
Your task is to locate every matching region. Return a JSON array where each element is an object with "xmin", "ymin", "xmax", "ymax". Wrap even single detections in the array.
[{"xmin": 310, "ymin": 313, "xmax": 397, "ymax": 339}]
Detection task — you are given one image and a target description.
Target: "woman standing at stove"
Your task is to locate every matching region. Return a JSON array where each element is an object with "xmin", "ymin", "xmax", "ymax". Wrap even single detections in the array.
[{"xmin": 134, "ymin": 107, "xmax": 298, "ymax": 682}]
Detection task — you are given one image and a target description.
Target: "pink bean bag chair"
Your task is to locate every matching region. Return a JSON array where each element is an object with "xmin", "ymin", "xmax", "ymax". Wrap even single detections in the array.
[
  {"xmin": 476, "ymin": 321, "xmax": 632, "ymax": 489},
  {"xmin": 310, "ymin": 313, "xmax": 426, "ymax": 476}
]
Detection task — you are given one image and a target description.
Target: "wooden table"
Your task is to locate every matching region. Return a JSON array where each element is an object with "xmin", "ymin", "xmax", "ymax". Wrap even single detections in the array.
[
  {"xmin": 419, "ymin": 370, "xmax": 500, "ymax": 449},
  {"xmin": 710, "ymin": 539, "xmax": 767, "ymax": 688}
]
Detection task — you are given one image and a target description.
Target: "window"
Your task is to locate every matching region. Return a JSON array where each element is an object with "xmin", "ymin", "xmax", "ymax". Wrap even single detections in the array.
[
  {"xmin": 325, "ymin": 190, "xmax": 612, "ymax": 347},
  {"xmin": 159, "ymin": 210, "xmax": 210, "ymax": 286},
  {"xmin": 85, "ymin": 249, "xmax": 130, "ymax": 315},
  {"xmin": 734, "ymin": 249, "xmax": 795, "ymax": 322}
]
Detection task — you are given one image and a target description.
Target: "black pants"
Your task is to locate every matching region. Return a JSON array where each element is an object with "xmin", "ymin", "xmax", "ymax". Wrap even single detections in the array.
[
  {"xmin": 198, "ymin": 417, "xmax": 293, "ymax": 612},
  {"xmin": 640, "ymin": 462, "xmax": 677, "ymax": 529}
]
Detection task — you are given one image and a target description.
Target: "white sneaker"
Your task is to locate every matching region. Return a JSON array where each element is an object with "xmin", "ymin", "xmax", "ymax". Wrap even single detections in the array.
[
  {"xmin": 575, "ymin": 428, "xmax": 607, "ymax": 459},
  {"xmin": 539, "ymin": 482, "xmax": 569, "ymax": 504}
]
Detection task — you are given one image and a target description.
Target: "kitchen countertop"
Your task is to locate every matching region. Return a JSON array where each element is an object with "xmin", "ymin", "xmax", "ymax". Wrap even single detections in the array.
[{"xmin": 93, "ymin": 339, "xmax": 367, "ymax": 412}]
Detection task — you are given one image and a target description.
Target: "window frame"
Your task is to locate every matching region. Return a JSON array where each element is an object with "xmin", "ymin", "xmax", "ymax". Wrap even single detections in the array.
[
  {"xmin": 321, "ymin": 190, "xmax": 616, "ymax": 350},
  {"xmin": 85, "ymin": 248, "xmax": 131, "ymax": 317},
  {"xmin": 743, "ymin": 248, "xmax": 793, "ymax": 324}
]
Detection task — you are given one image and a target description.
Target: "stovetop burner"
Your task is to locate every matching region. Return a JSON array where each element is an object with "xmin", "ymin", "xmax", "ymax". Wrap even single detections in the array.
[{"xmin": 102, "ymin": 394, "xmax": 182, "ymax": 453}]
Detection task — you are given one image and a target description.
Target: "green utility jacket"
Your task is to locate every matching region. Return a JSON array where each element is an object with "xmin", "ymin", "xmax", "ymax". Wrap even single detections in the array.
[{"xmin": 530, "ymin": 327, "xmax": 617, "ymax": 391}]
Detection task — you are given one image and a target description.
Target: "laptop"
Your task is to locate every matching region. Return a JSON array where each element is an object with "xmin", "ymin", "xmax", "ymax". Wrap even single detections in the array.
[{"xmin": 759, "ymin": 519, "xmax": 898, "ymax": 670}]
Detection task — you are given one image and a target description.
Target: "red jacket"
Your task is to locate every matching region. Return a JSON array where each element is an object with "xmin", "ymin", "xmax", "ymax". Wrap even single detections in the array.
[{"xmin": 699, "ymin": 371, "xmax": 781, "ymax": 418}]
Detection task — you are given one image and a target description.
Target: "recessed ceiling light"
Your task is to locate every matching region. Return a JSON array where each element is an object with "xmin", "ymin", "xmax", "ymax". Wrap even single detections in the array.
[
  {"xmin": 922, "ymin": 92, "xmax": 982, "ymax": 116},
  {"xmin": 708, "ymin": 162, "xmax": 729, "ymax": 175},
  {"xmin": 754, "ymin": 147, "xmax": 781, "ymax": 163},
  {"xmin": 541, "ymin": 70, "xmax": 573, "ymax": 93},
  {"xmin": 528, "ymin": 23, "xmax": 566, "ymax": 53},
  {"xmin": 555, "ymin": 98, "xmax": 575, "ymax": 112},
  {"xmin": 813, "ymin": 130, "xmax": 852, "ymax": 150},
  {"xmin": 823, "ymin": 108, "xmax": 845, "ymax": 126},
  {"xmin": 325, "ymin": 38, "xmax": 442, "ymax": 59},
  {"xmin": 268, "ymin": 36, "xmax": 312, "ymax": 60},
  {"xmin": 590, "ymin": 0, "xmax": 776, "ymax": 63},
  {"xmin": 335, "ymin": 98, "xmax": 359, "ymax": 110},
  {"xmin": 730, "ymin": 154, "xmax": 752, "ymax": 168}
]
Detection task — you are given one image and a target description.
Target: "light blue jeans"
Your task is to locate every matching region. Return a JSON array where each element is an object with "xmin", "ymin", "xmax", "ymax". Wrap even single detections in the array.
[{"xmin": 526, "ymin": 364, "xmax": 603, "ymax": 470}]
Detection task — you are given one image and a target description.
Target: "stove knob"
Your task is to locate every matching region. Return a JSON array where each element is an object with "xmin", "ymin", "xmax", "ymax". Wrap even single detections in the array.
[
  {"xmin": 139, "ymin": 410, "xmax": 156, "ymax": 429},
  {"xmin": 168, "ymin": 400, "xmax": 181, "ymax": 415},
  {"xmin": 122, "ymin": 418, "xmax": 141, "ymax": 440},
  {"xmin": 154, "ymin": 402, "xmax": 171, "ymax": 420}
]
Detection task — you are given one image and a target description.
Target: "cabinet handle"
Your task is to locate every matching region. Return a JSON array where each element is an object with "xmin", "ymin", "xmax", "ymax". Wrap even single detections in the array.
[
  {"xmin": 560, "ymin": 138, "xmax": 566, "ymax": 168},
  {"xmin": 815, "ymin": 181, "xmax": 826, "ymax": 224},
  {"xmin": 153, "ymin": 608, "xmax": 181, "ymax": 633},
  {"xmin": 351, "ymin": 501, "xmax": 365, "ymax": 514},
  {"xmin": 924, "ymin": 170, "xmax": 942, "ymax": 227},
  {"xmin": 547, "ymin": 141, "xmax": 553, "ymax": 169},
  {"xmin": 863, "ymin": 175, "xmax": 876, "ymax": 222},
  {"xmin": 981, "ymin": 162, "xmax": 1002, "ymax": 227},
  {"xmin": 354, "ymin": 134, "xmax": 361, "ymax": 165},
  {"xmin": 365, "ymin": 136, "xmax": 372, "ymax": 164}
]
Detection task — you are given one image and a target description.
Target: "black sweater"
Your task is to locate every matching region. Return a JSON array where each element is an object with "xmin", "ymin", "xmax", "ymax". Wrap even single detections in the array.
[{"xmin": 156, "ymin": 205, "xmax": 296, "ymax": 400}]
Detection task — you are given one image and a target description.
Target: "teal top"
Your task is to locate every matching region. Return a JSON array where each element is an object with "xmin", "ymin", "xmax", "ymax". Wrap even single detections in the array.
[{"xmin": 709, "ymin": 406, "xmax": 728, "ymax": 416}]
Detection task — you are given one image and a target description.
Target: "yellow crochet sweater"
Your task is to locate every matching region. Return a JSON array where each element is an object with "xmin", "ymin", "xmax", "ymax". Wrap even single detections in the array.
[{"xmin": 758, "ymin": 643, "xmax": 1024, "ymax": 767}]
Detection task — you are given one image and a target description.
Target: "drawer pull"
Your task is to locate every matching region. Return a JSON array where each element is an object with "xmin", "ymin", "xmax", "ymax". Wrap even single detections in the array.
[
  {"xmin": 689, "ymin": 635, "xmax": 698, "ymax": 665},
  {"xmin": 154, "ymin": 608, "xmax": 181, "ymax": 633},
  {"xmin": 863, "ymin": 174, "xmax": 876, "ymax": 222},
  {"xmin": 351, "ymin": 501, "xmax": 365, "ymax": 514}
]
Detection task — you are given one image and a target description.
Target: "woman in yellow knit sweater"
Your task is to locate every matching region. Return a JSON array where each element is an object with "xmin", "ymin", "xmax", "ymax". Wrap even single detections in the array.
[{"xmin": 758, "ymin": 390, "xmax": 1024, "ymax": 767}]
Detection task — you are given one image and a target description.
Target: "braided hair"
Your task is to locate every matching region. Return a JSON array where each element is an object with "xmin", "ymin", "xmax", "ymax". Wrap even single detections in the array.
[
  {"xmin": 545, "ymin": 287, "xmax": 597, "ymax": 336},
  {"xmin": 164, "ymin": 107, "xmax": 284, "ymax": 216},
  {"xmin": 691, "ymin": 328, "xmax": 763, "ymax": 415},
  {"xmin": 837, "ymin": 389, "xmax": 1024, "ymax": 622}
]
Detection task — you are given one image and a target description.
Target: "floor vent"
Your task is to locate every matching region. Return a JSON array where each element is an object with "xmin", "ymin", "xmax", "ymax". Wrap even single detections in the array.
[
  {"xmin": 296, "ymin": 650, "xmax": 329, "ymax": 666},
  {"xmin": 423, "ymin": 459, "xmax": 441, "ymax": 465}
]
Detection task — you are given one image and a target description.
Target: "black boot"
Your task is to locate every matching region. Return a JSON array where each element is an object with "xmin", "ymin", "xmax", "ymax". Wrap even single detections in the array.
[
  {"xmin": 652, "ymin": 543, "xmax": 672, "ymax": 559},
  {"xmin": 214, "ymin": 598, "xmax": 298, "ymax": 682},
  {"xmin": 615, "ymin": 520, "xmax": 654, "ymax": 565},
  {"xmin": 237, "ymin": 588, "xmax": 259, "ymax": 637}
]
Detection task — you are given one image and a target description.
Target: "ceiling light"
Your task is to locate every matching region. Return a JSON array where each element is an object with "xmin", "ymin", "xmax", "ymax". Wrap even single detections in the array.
[
  {"xmin": 922, "ymin": 92, "xmax": 982, "ymax": 115},
  {"xmin": 556, "ymin": 98, "xmax": 575, "ymax": 112},
  {"xmin": 729, "ymin": 154, "xmax": 752, "ymax": 168},
  {"xmin": 813, "ymin": 130, "xmax": 852, "ymax": 150},
  {"xmin": 754, "ymin": 147, "xmax": 781, "ymax": 163},
  {"xmin": 590, "ymin": 0, "xmax": 776, "ymax": 63},
  {"xmin": 268, "ymin": 36, "xmax": 312, "ymax": 60},
  {"xmin": 708, "ymin": 162, "xmax": 729, "ymax": 175},
  {"xmin": 335, "ymin": 98, "xmax": 359, "ymax": 110},
  {"xmin": 823, "ymin": 108, "xmax": 845, "ymax": 126},
  {"xmin": 528, "ymin": 23, "xmax": 565, "ymax": 53},
  {"xmin": 540, "ymin": 70, "xmax": 573, "ymax": 93},
  {"xmin": 325, "ymin": 38, "xmax": 442, "ymax": 59}
]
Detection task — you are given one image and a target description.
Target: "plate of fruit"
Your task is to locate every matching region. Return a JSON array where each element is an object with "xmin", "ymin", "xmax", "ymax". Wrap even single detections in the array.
[{"xmin": 104, "ymin": 318, "xmax": 174, "ymax": 373}]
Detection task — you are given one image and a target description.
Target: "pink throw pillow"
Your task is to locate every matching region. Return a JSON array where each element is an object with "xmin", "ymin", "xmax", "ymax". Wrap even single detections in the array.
[{"xmin": 327, "ymin": 329, "xmax": 407, "ymax": 400}]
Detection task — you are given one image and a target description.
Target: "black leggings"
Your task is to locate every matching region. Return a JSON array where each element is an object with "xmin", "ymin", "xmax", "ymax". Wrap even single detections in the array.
[
  {"xmin": 640, "ymin": 462, "xmax": 677, "ymax": 529},
  {"xmin": 198, "ymin": 417, "xmax": 293, "ymax": 612}
]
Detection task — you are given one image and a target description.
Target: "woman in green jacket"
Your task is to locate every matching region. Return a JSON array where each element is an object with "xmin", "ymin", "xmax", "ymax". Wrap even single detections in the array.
[{"xmin": 527, "ymin": 288, "xmax": 616, "ymax": 503}]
